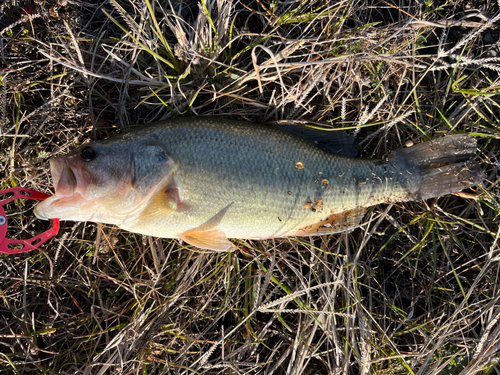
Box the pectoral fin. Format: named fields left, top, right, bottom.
left=179, top=203, right=234, bottom=252
left=293, top=207, right=365, bottom=236
left=138, top=189, right=177, bottom=220
left=138, top=177, right=189, bottom=221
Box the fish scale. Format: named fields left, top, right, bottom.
left=119, top=119, right=418, bottom=238
left=34, top=117, right=484, bottom=251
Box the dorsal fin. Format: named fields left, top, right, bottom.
left=277, top=124, right=357, bottom=157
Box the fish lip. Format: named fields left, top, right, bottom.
left=34, top=194, right=61, bottom=220
left=33, top=200, right=48, bottom=219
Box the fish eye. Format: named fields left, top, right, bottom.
left=81, top=146, right=96, bottom=161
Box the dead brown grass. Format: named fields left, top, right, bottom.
left=1, top=0, right=499, bottom=374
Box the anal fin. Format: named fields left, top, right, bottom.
left=179, top=203, right=234, bottom=252
left=293, top=207, right=365, bottom=236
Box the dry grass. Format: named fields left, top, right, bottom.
left=1, top=0, right=500, bottom=373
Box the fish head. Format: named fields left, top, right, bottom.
left=34, top=136, right=176, bottom=224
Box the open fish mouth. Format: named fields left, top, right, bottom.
left=50, top=157, right=77, bottom=197
left=33, top=157, right=79, bottom=220
left=34, top=157, right=90, bottom=220
left=49, top=156, right=90, bottom=198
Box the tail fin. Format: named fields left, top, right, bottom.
left=395, top=135, right=484, bottom=200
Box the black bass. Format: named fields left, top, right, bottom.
left=34, top=118, right=484, bottom=251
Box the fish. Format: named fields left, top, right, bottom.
left=34, top=117, right=484, bottom=251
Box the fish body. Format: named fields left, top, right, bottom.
left=34, top=117, right=484, bottom=251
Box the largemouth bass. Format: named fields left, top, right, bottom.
left=34, top=118, right=484, bottom=251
